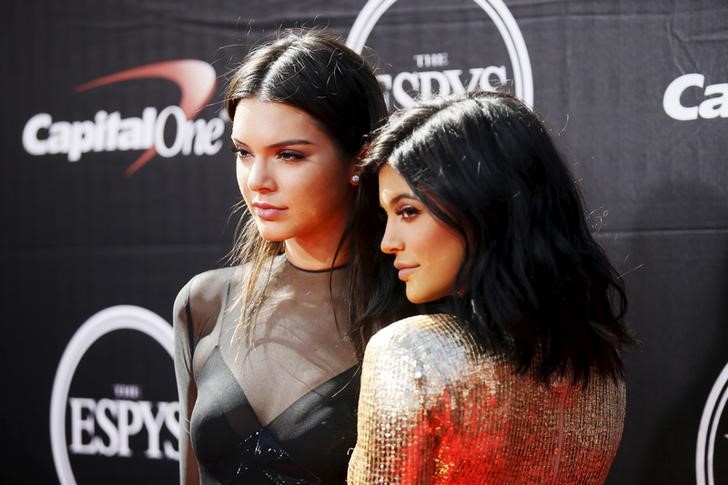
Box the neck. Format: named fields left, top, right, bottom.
left=285, top=234, right=349, bottom=271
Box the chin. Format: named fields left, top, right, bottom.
left=405, top=288, right=428, bottom=304
left=258, top=228, right=289, bottom=242
left=255, top=225, right=290, bottom=242
left=406, top=284, right=449, bottom=305
left=259, top=234, right=288, bottom=242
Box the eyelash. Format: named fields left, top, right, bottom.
left=230, top=146, right=305, bottom=162
left=395, top=205, right=421, bottom=220
left=278, top=150, right=305, bottom=161
left=230, top=146, right=250, bottom=159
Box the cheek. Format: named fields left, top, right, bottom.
left=436, top=250, right=463, bottom=286
left=297, top=168, right=350, bottom=212
left=418, top=225, right=465, bottom=297
left=443, top=252, right=465, bottom=294
left=235, top=163, right=251, bottom=201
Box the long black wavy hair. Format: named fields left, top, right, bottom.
left=224, top=29, right=412, bottom=356
left=360, top=91, right=632, bottom=384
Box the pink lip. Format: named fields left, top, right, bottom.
left=394, top=263, right=419, bottom=281
left=252, top=202, right=286, bottom=220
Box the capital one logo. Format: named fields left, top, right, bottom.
left=50, top=306, right=177, bottom=485
left=696, top=361, right=728, bottom=485
left=22, top=59, right=223, bottom=175
left=663, top=73, right=728, bottom=120
left=347, top=0, right=533, bottom=108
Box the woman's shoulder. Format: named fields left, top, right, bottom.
left=173, top=266, right=242, bottom=335
left=366, top=313, right=466, bottom=360
left=362, top=313, right=483, bottom=405
left=177, top=267, right=241, bottom=306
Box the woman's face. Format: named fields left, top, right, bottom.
left=378, top=165, right=465, bottom=304
left=232, top=99, right=354, bottom=249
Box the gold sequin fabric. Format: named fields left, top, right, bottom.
left=348, top=314, right=625, bottom=485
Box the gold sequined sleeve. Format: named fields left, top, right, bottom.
left=348, top=314, right=627, bottom=484
left=348, top=317, right=441, bottom=484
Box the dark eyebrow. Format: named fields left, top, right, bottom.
left=269, top=139, right=316, bottom=148
left=380, top=193, right=420, bottom=208
left=231, top=137, right=316, bottom=148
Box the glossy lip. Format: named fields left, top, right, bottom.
left=394, top=262, right=419, bottom=281
left=252, top=201, right=287, bottom=221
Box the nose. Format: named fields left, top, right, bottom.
left=246, top=158, right=275, bottom=193
left=380, top=219, right=403, bottom=254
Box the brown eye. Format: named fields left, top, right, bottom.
left=231, top=145, right=252, bottom=160
left=278, top=150, right=305, bottom=161
left=396, top=205, right=421, bottom=220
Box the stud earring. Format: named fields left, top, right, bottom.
left=351, top=174, right=361, bottom=185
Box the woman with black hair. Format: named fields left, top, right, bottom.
left=348, top=91, right=632, bottom=484
left=173, top=30, right=410, bottom=485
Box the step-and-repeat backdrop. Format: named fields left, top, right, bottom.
left=3, top=1, right=727, bottom=484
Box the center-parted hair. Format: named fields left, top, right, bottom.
left=225, top=31, right=386, bottom=158
left=224, top=30, right=411, bottom=355
left=361, top=91, right=632, bottom=384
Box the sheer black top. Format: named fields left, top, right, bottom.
left=173, top=256, right=360, bottom=484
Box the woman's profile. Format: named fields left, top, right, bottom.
left=348, top=91, right=632, bottom=484
left=173, top=30, right=408, bottom=485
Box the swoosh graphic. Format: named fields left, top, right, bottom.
left=75, top=59, right=217, bottom=175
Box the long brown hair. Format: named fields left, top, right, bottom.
left=224, top=30, right=406, bottom=355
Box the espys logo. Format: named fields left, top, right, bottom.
left=347, top=0, right=533, bottom=108
left=50, top=306, right=178, bottom=485
left=22, top=59, right=223, bottom=175
left=663, top=73, right=728, bottom=121
left=696, top=362, right=728, bottom=485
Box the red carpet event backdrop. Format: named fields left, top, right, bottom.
left=2, top=1, right=727, bottom=484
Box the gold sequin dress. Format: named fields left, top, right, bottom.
left=348, top=314, right=625, bottom=485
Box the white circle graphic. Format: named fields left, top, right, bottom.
left=49, top=305, right=174, bottom=485
left=697, top=362, right=728, bottom=485
left=346, top=0, right=534, bottom=107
